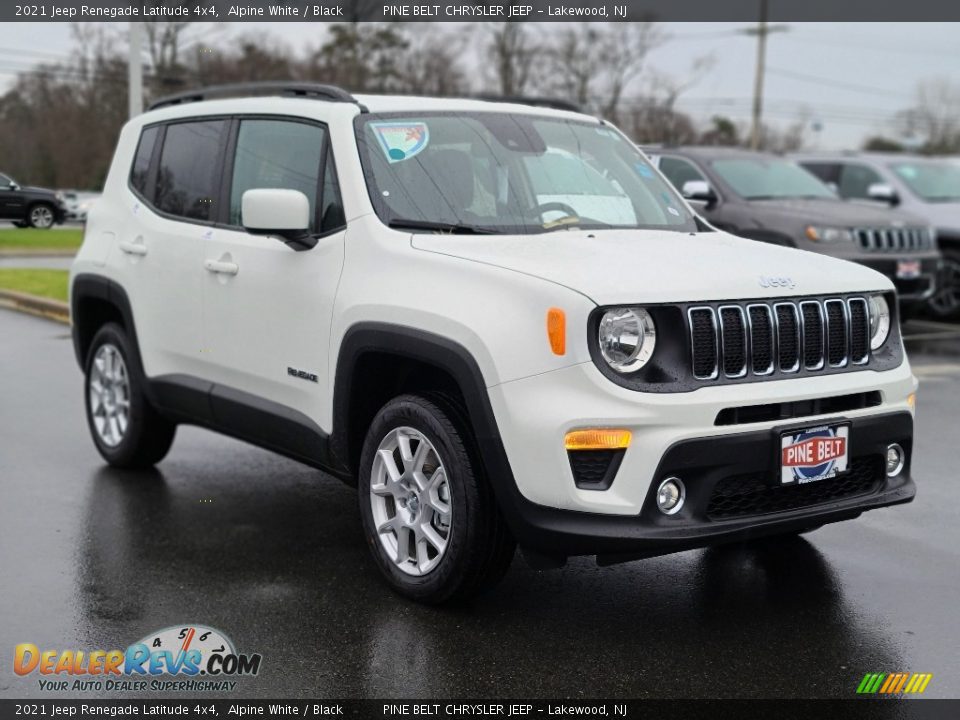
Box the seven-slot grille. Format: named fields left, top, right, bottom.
left=854, top=227, right=932, bottom=252
left=688, top=297, right=870, bottom=381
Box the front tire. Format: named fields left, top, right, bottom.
left=84, top=323, right=175, bottom=468
left=358, top=394, right=515, bottom=603
left=27, top=203, right=56, bottom=229
left=927, top=250, right=960, bottom=321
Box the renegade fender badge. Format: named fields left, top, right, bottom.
left=287, top=367, right=318, bottom=383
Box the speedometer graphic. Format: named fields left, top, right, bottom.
left=130, top=624, right=236, bottom=674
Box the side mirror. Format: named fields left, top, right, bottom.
left=681, top=180, right=717, bottom=209
left=7, top=181, right=18, bottom=190
left=241, top=188, right=315, bottom=250
left=867, top=182, right=899, bottom=206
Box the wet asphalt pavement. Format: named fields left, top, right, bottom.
left=1, top=308, right=959, bottom=700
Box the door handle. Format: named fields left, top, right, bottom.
left=118, top=240, right=147, bottom=256
left=204, top=259, right=239, bottom=276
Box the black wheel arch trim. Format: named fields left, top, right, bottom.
left=71, top=274, right=142, bottom=373
left=331, top=322, right=539, bottom=538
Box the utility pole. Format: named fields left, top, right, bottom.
left=742, top=0, right=788, bottom=150
left=128, top=21, right=143, bottom=119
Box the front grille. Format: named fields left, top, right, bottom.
left=689, top=296, right=871, bottom=382
left=854, top=227, right=932, bottom=252
left=706, top=455, right=884, bottom=519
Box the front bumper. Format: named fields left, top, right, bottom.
left=486, top=358, right=916, bottom=560
left=503, top=411, right=915, bottom=562
left=856, top=256, right=939, bottom=303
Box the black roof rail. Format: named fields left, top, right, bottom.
left=147, top=82, right=361, bottom=111
left=473, top=94, right=583, bottom=113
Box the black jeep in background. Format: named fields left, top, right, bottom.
left=0, top=171, right=65, bottom=229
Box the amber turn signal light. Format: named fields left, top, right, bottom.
left=564, top=429, right=632, bottom=451
left=547, top=307, right=566, bottom=356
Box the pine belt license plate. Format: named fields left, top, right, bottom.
left=897, top=260, right=922, bottom=279
left=780, top=423, right=850, bottom=485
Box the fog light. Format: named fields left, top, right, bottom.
left=886, top=444, right=905, bottom=477
left=656, top=477, right=685, bottom=515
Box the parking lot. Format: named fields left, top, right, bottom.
left=1, top=307, right=959, bottom=699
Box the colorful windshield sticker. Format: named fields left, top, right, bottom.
left=370, top=121, right=430, bottom=164
left=635, top=162, right=654, bottom=179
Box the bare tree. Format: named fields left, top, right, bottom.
left=545, top=23, right=663, bottom=122
left=144, top=21, right=192, bottom=90
left=398, top=29, right=468, bottom=96
left=623, top=54, right=714, bottom=144
left=895, top=78, right=960, bottom=154
left=485, top=21, right=541, bottom=96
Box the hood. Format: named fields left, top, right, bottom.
left=412, top=229, right=893, bottom=306
left=745, top=198, right=927, bottom=228
left=21, top=185, right=57, bottom=196
left=913, top=201, right=960, bottom=235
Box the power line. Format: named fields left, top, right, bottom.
left=766, top=66, right=914, bottom=100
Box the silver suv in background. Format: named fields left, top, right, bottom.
left=794, top=153, right=960, bottom=320
left=650, top=148, right=940, bottom=319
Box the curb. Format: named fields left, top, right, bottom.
left=0, top=288, right=70, bottom=325
left=0, top=249, right=77, bottom=258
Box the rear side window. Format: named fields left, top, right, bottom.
left=130, top=126, right=159, bottom=196
left=229, top=119, right=325, bottom=230
left=800, top=162, right=841, bottom=187
left=155, top=120, right=226, bottom=222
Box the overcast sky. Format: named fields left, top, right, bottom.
left=2, top=21, right=958, bottom=149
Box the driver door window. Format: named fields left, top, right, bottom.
left=658, top=156, right=707, bottom=191
left=838, top=163, right=883, bottom=200
left=229, top=119, right=326, bottom=230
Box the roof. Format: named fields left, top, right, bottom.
left=792, top=151, right=952, bottom=165
left=145, top=82, right=594, bottom=122
left=655, top=146, right=788, bottom=161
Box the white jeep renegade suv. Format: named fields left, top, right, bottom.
left=70, top=83, right=917, bottom=603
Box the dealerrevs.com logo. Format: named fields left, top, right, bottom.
left=14, top=624, right=262, bottom=692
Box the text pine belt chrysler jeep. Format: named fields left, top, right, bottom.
left=69, top=83, right=917, bottom=604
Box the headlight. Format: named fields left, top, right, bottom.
left=55, top=191, right=64, bottom=202
left=598, top=307, right=656, bottom=373
left=805, top=226, right=854, bottom=243
left=868, top=294, right=891, bottom=350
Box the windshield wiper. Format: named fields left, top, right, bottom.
left=388, top=218, right=498, bottom=235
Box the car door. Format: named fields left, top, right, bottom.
left=657, top=155, right=739, bottom=232
left=115, top=119, right=225, bottom=381
left=836, top=162, right=885, bottom=201
left=200, top=116, right=346, bottom=430
left=0, top=173, right=23, bottom=219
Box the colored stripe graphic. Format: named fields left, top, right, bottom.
left=857, top=672, right=932, bottom=694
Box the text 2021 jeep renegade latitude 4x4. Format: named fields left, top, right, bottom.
left=70, top=83, right=917, bottom=603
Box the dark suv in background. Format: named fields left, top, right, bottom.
left=0, top=171, right=66, bottom=228
left=648, top=148, right=940, bottom=317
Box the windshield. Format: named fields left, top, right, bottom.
left=889, top=161, right=960, bottom=202
left=355, top=112, right=696, bottom=234
left=711, top=158, right=835, bottom=200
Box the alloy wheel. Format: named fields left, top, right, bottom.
left=88, top=344, right=131, bottom=447
left=369, top=426, right=453, bottom=576
left=30, top=205, right=54, bottom=228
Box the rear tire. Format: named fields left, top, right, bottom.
left=358, top=394, right=515, bottom=604
left=84, top=323, right=176, bottom=468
